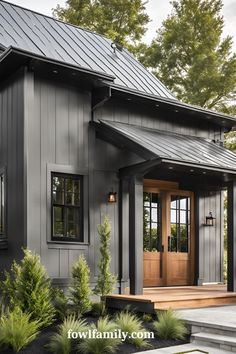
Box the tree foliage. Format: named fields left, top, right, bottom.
left=1, top=249, right=55, bottom=328
left=94, top=216, right=117, bottom=298
left=139, top=0, right=236, bottom=111
left=69, top=254, right=92, bottom=316
left=53, top=0, right=150, bottom=49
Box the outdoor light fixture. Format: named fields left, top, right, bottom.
left=205, top=212, right=216, bottom=226
left=108, top=192, right=117, bottom=203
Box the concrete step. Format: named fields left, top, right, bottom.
left=184, top=319, right=236, bottom=337
left=191, top=332, right=236, bottom=352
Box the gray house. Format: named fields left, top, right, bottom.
left=1, top=0, right=236, bottom=298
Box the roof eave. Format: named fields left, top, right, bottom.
left=0, top=46, right=115, bottom=84
left=109, top=84, right=236, bottom=130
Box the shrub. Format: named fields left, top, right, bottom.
left=115, top=311, right=151, bottom=349
left=90, top=302, right=107, bottom=317
left=47, top=315, right=89, bottom=354
left=153, top=309, right=188, bottom=340
left=1, top=249, right=55, bottom=328
left=142, top=313, right=153, bottom=323
left=52, top=288, right=69, bottom=321
left=0, top=307, right=40, bottom=352
left=94, top=216, right=117, bottom=314
left=77, top=317, right=121, bottom=354
left=69, top=255, right=92, bottom=316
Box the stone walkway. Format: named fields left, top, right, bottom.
left=137, top=343, right=233, bottom=353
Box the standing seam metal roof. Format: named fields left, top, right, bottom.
left=0, top=0, right=175, bottom=99
left=99, top=120, right=236, bottom=171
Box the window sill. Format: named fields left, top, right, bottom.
left=47, top=241, right=89, bottom=250
left=0, top=239, right=8, bottom=249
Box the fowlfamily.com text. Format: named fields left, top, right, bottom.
left=68, top=329, right=154, bottom=342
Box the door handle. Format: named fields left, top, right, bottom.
left=161, top=244, right=164, bottom=252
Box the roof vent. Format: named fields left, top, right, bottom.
left=111, top=42, right=123, bottom=54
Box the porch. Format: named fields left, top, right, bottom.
left=106, top=285, right=236, bottom=312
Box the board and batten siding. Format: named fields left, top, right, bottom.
left=94, top=99, right=224, bottom=141
left=197, top=191, right=224, bottom=284
left=25, top=73, right=141, bottom=288
left=0, top=69, right=25, bottom=273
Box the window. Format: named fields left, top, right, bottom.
left=0, top=171, right=6, bottom=243
left=169, top=195, right=190, bottom=253
left=51, top=173, right=83, bottom=242
left=143, top=192, right=162, bottom=251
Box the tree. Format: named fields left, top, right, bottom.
left=1, top=249, right=55, bottom=328
left=53, top=0, right=150, bottom=50
left=94, top=216, right=116, bottom=314
left=69, top=254, right=92, bottom=316
left=139, top=0, right=236, bottom=111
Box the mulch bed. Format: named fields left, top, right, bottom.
left=1, top=314, right=190, bottom=354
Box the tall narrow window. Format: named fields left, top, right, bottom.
left=51, top=173, right=83, bottom=242
left=0, top=172, right=5, bottom=240
left=143, top=192, right=161, bottom=251
left=169, top=195, right=190, bottom=253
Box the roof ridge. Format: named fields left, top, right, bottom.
left=0, top=0, right=114, bottom=43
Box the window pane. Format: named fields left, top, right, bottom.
left=171, top=196, right=177, bottom=209
left=151, top=208, right=158, bottom=222
left=144, top=207, right=150, bottom=221
left=180, top=197, right=187, bottom=210
left=180, top=210, right=187, bottom=224
left=151, top=193, right=158, bottom=207
left=53, top=191, right=64, bottom=204
left=53, top=206, right=64, bottom=237
left=66, top=178, right=80, bottom=193
left=143, top=192, right=151, bottom=206
left=66, top=208, right=80, bottom=238
left=53, top=176, right=64, bottom=191
left=180, top=225, right=188, bottom=252
left=66, top=192, right=80, bottom=206
left=169, top=224, right=177, bottom=252
left=171, top=209, right=176, bottom=223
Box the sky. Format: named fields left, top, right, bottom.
left=5, top=0, right=236, bottom=50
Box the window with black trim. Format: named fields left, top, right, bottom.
left=0, top=171, right=6, bottom=243
left=51, top=173, right=83, bottom=242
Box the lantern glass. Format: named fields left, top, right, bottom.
left=205, top=212, right=215, bottom=226
left=108, top=192, right=117, bottom=203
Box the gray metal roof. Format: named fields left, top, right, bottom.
left=100, top=120, right=236, bottom=172
left=0, top=0, right=175, bottom=99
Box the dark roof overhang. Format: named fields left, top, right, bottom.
left=0, top=46, right=115, bottom=89
left=93, top=120, right=236, bottom=185
left=109, top=84, right=236, bottom=131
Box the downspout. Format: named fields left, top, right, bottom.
left=91, top=85, right=112, bottom=121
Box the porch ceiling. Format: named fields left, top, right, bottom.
left=95, top=120, right=236, bottom=176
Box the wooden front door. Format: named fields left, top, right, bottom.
left=143, top=181, right=194, bottom=287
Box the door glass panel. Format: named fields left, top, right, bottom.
left=169, top=195, right=190, bottom=253
left=143, top=192, right=161, bottom=252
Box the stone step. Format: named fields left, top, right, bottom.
left=191, top=332, right=236, bottom=352
left=183, top=319, right=236, bottom=337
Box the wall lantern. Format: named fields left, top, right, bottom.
left=108, top=191, right=117, bottom=203
left=205, top=212, right=216, bottom=226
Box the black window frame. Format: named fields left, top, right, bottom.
left=51, top=172, right=83, bottom=242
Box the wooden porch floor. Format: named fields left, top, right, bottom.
left=106, top=285, right=236, bottom=312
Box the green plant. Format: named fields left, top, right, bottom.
left=77, top=316, right=121, bottom=354
left=90, top=302, right=107, bottom=317
left=47, top=315, right=89, bottom=354
left=0, top=307, right=40, bottom=352
left=1, top=249, right=55, bottom=328
left=115, top=311, right=151, bottom=349
left=94, top=216, right=117, bottom=314
left=52, top=288, right=69, bottom=321
left=153, top=309, right=188, bottom=340
left=142, top=313, right=153, bottom=323
left=70, top=255, right=92, bottom=316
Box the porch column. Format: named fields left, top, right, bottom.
left=129, top=175, right=143, bottom=295
left=227, top=181, right=236, bottom=292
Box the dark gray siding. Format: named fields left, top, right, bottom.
left=0, top=70, right=25, bottom=272
left=94, top=99, right=223, bottom=141
left=198, top=191, right=224, bottom=284
left=25, top=73, right=141, bottom=288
